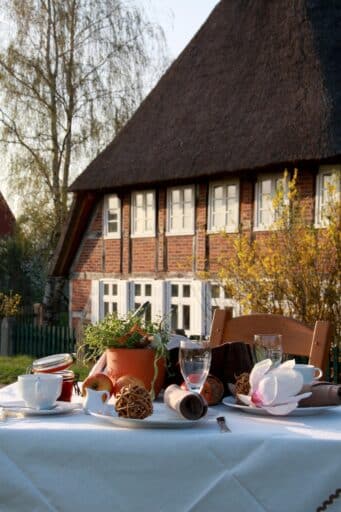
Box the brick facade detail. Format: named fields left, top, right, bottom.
left=166, top=235, right=194, bottom=273
left=74, top=239, right=104, bottom=273
left=69, top=168, right=323, bottom=318
left=131, top=237, right=157, bottom=273
left=71, top=280, right=91, bottom=312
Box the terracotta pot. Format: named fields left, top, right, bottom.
left=105, top=348, right=166, bottom=399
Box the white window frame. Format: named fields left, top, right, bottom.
left=95, top=278, right=213, bottom=337
left=103, top=194, right=121, bottom=239
left=131, top=190, right=156, bottom=238
left=208, top=180, right=239, bottom=233
left=315, top=165, right=341, bottom=227
left=165, top=280, right=204, bottom=336
left=98, top=280, right=130, bottom=320
left=166, top=185, right=195, bottom=236
left=208, top=282, right=240, bottom=320
left=254, top=174, right=288, bottom=231
left=130, top=280, right=154, bottom=323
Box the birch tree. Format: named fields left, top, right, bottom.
left=0, top=0, right=166, bottom=248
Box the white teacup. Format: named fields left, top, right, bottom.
left=294, top=364, right=323, bottom=385
left=18, top=374, right=63, bottom=410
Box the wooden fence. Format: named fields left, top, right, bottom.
left=13, top=323, right=76, bottom=358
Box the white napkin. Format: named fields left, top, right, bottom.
left=238, top=359, right=312, bottom=415
left=88, top=352, right=107, bottom=376
left=164, top=385, right=208, bottom=420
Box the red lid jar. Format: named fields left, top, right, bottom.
left=53, top=370, right=75, bottom=402
left=32, top=353, right=74, bottom=373
left=32, top=354, right=75, bottom=402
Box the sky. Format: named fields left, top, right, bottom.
left=0, top=0, right=220, bottom=214
left=145, top=0, right=219, bottom=58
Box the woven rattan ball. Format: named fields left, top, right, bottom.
left=115, top=384, right=153, bottom=419
left=234, top=372, right=250, bottom=398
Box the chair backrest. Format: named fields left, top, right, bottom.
left=210, top=309, right=333, bottom=373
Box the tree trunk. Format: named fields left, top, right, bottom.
left=42, top=275, right=66, bottom=325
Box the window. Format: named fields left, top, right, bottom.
left=101, top=281, right=119, bottom=317
left=315, top=166, right=341, bottom=227
left=209, top=283, right=239, bottom=319
left=131, top=191, right=155, bottom=237
left=169, top=282, right=192, bottom=332
left=96, top=279, right=209, bottom=337
left=208, top=181, right=239, bottom=232
left=132, top=281, right=153, bottom=322
left=254, top=174, right=287, bottom=230
left=167, top=186, right=195, bottom=235
left=103, top=195, right=121, bottom=238
left=211, top=284, right=227, bottom=315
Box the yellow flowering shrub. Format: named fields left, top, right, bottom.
left=0, top=292, right=21, bottom=318
left=217, top=169, right=341, bottom=345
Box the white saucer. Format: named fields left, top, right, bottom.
left=89, top=402, right=206, bottom=429
left=222, top=396, right=339, bottom=417
left=0, top=401, right=81, bottom=416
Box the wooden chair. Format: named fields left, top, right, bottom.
left=210, top=309, right=333, bottom=375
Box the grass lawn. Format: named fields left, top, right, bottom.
left=0, top=355, right=90, bottom=386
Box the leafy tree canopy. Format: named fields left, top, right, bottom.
left=0, top=0, right=167, bottom=250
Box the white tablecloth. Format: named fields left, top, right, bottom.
left=0, top=383, right=340, bottom=512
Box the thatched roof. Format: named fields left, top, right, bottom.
left=70, top=0, right=341, bottom=193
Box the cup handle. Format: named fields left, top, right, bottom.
left=314, top=368, right=323, bottom=379
left=35, top=376, right=42, bottom=397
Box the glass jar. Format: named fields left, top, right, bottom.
left=54, top=370, right=75, bottom=402
left=31, top=353, right=74, bottom=373
left=31, top=353, right=76, bottom=402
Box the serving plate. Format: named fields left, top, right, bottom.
left=89, top=402, right=205, bottom=429
left=0, top=401, right=80, bottom=416
left=222, top=396, right=339, bottom=417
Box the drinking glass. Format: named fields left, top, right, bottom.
left=254, top=334, right=283, bottom=367
left=179, top=339, right=211, bottom=393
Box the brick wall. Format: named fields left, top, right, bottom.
left=69, top=167, right=323, bottom=316
left=167, top=235, right=194, bottom=272
left=208, top=233, right=236, bottom=272
left=296, top=167, right=315, bottom=222
left=74, top=238, right=103, bottom=273
left=195, top=184, right=207, bottom=271
left=122, top=193, right=131, bottom=274
left=240, top=179, right=253, bottom=231
left=89, top=202, right=103, bottom=232
left=71, top=279, right=91, bottom=312
left=104, top=239, right=121, bottom=273
left=131, top=237, right=157, bottom=273
left=157, top=189, right=166, bottom=272
left=72, top=200, right=121, bottom=274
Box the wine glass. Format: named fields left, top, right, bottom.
left=179, top=339, right=211, bottom=393
left=254, top=334, right=283, bottom=367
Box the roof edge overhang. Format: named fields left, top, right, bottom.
left=49, top=192, right=98, bottom=277
left=68, top=154, right=341, bottom=195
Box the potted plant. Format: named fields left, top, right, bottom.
left=80, top=312, right=170, bottom=399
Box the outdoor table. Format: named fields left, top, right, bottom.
left=0, top=383, right=340, bottom=512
